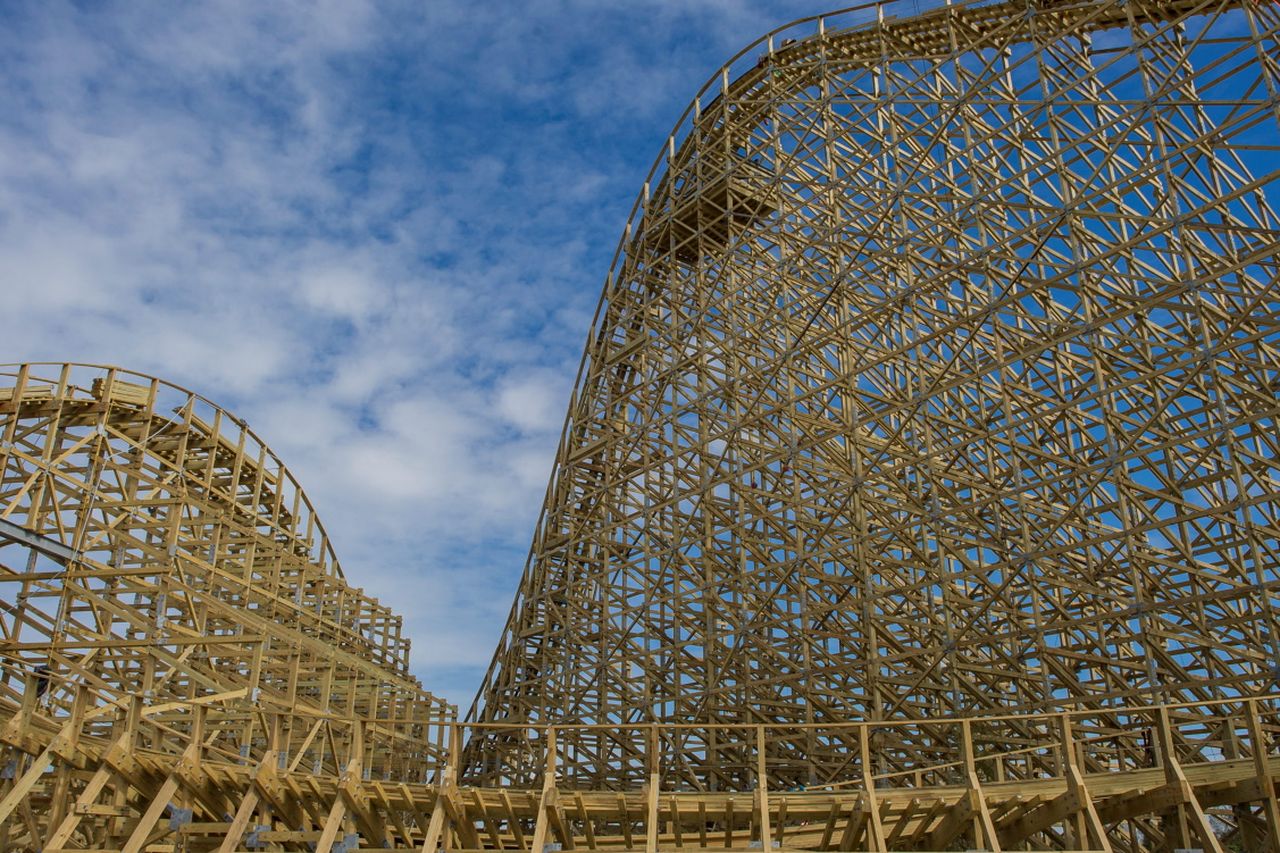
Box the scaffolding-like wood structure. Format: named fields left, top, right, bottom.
left=0, top=363, right=453, bottom=849
left=469, top=0, right=1280, bottom=793
left=4, top=677, right=1280, bottom=852
left=2, top=0, right=1280, bottom=847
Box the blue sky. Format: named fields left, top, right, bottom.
left=0, top=0, right=845, bottom=707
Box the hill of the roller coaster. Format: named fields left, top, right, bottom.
left=1, top=0, right=1280, bottom=849
left=463, top=0, right=1280, bottom=790
left=0, top=363, right=452, bottom=733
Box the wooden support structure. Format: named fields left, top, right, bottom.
left=464, top=0, right=1280, bottom=803
left=3, top=0, right=1280, bottom=843
left=2, top=690, right=1280, bottom=851
left=0, top=362, right=455, bottom=850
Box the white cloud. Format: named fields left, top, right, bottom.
left=496, top=368, right=571, bottom=433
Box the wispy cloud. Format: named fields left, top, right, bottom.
left=0, top=0, right=835, bottom=705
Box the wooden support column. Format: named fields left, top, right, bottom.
left=121, top=776, right=184, bottom=853
left=756, top=725, right=772, bottom=851
left=338, top=722, right=390, bottom=845
left=0, top=679, right=94, bottom=825
left=420, top=794, right=450, bottom=853
left=961, top=720, right=1001, bottom=853
left=999, top=717, right=1116, bottom=852
left=441, top=725, right=483, bottom=850
left=836, top=794, right=869, bottom=851
left=44, top=697, right=144, bottom=851
left=1155, top=706, right=1226, bottom=853
left=314, top=790, right=350, bottom=853
left=860, top=724, right=886, bottom=852
left=530, top=728, right=560, bottom=853
left=217, top=758, right=273, bottom=853
left=317, top=723, right=371, bottom=853
left=217, top=712, right=284, bottom=853
left=42, top=683, right=89, bottom=847
left=1059, top=714, right=1112, bottom=853
left=121, top=706, right=208, bottom=853
left=645, top=725, right=660, bottom=853
left=422, top=723, right=462, bottom=853
left=1247, top=700, right=1280, bottom=853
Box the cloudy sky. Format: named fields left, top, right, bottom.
left=0, top=0, right=855, bottom=707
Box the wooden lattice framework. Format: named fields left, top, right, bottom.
left=0, top=362, right=453, bottom=848
left=2, top=0, right=1280, bottom=847
left=466, top=0, right=1280, bottom=792
left=5, top=686, right=1280, bottom=852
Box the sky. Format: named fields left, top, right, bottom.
left=0, top=0, right=851, bottom=708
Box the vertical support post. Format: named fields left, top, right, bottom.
left=315, top=793, right=349, bottom=853
left=1155, top=706, right=1225, bottom=853
left=961, top=719, right=1000, bottom=852
left=319, top=721, right=365, bottom=853
left=1059, top=713, right=1111, bottom=853
left=123, top=705, right=210, bottom=853
left=47, top=694, right=142, bottom=852
left=1061, top=715, right=1088, bottom=848
left=419, top=722, right=458, bottom=853
left=530, top=728, right=558, bottom=853
left=43, top=682, right=89, bottom=844
left=757, top=725, right=772, bottom=850
left=0, top=679, right=93, bottom=827
left=449, top=724, right=462, bottom=785
left=646, top=725, right=660, bottom=853
left=860, top=724, right=886, bottom=851
left=1247, top=700, right=1280, bottom=853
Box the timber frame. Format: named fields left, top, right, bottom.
left=0, top=362, right=454, bottom=850
left=3, top=677, right=1280, bottom=852
left=4, top=0, right=1280, bottom=845
left=469, top=0, right=1280, bottom=792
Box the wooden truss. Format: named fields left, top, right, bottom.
left=3, top=682, right=1280, bottom=852
left=0, top=362, right=454, bottom=848
left=4, top=0, right=1280, bottom=846
left=468, top=0, right=1280, bottom=792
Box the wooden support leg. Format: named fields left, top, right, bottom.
left=863, top=788, right=887, bottom=852
left=1235, top=803, right=1271, bottom=853
left=1248, top=700, right=1280, bottom=853
left=645, top=773, right=660, bottom=853
left=960, top=720, right=1000, bottom=852
left=531, top=731, right=560, bottom=853
left=530, top=782, right=556, bottom=853
left=315, top=794, right=349, bottom=853
left=970, top=782, right=1002, bottom=853
left=217, top=790, right=262, bottom=853
left=121, top=775, right=182, bottom=853
left=859, top=726, right=886, bottom=852
left=421, top=795, right=450, bottom=853
left=43, top=756, right=118, bottom=850
left=0, top=733, right=66, bottom=822
left=645, top=726, right=660, bottom=853
left=757, top=726, right=772, bottom=851
left=1060, top=715, right=1112, bottom=853
left=836, top=794, right=868, bottom=852
left=1156, top=707, right=1226, bottom=853
left=1065, top=764, right=1112, bottom=853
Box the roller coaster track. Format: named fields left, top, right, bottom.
left=3, top=0, right=1280, bottom=845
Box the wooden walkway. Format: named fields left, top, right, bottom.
left=3, top=685, right=1280, bottom=852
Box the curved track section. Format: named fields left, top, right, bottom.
left=2, top=0, right=1280, bottom=847
left=0, top=362, right=453, bottom=849
left=469, top=0, right=1280, bottom=791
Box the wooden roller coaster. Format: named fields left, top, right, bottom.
left=4, top=672, right=1280, bottom=853
left=3, top=0, right=1280, bottom=847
